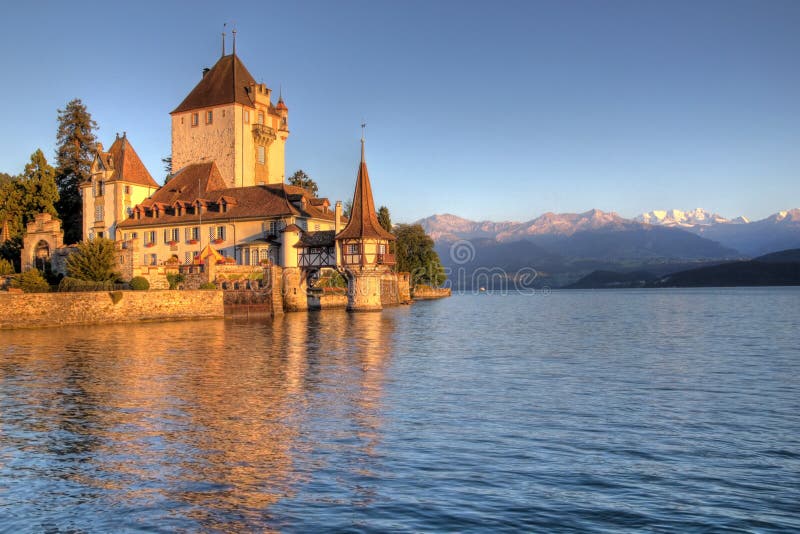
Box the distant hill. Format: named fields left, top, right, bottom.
left=653, top=260, right=800, bottom=287
left=565, top=270, right=657, bottom=289
left=565, top=249, right=800, bottom=289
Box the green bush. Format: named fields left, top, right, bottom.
left=166, top=272, right=186, bottom=290
left=0, top=258, right=14, bottom=275
left=58, top=277, right=117, bottom=292
left=66, top=238, right=120, bottom=282
left=130, top=276, right=150, bottom=291
left=199, top=282, right=217, bottom=290
left=12, top=269, right=50, bottom=293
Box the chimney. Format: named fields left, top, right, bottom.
left=334, top=201, right=342, bottom=235
left=202, top=67, right=210, bottom=78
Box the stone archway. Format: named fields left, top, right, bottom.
left=34, top=240, right=50, bottom=271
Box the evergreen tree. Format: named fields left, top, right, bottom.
left=55, top=98, right=97, bottom=244
left=343, top=199, right=353, bottom=218
left=65, top=238, right=119, bottom=282
left=288, top=169, right=319, bottom=197
left=377, top=205, right=392, bottom=233
left=20, top=149, right=59, bottom=223
left=393, top=224, right=446, bottom=287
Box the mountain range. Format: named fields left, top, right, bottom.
left=415, top=208, right=800, bottom=287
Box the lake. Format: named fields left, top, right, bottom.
left=1, top=288, right=799, bottom=532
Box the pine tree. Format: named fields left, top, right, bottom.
left=377, top=205, right=392, bottom=233
left=20, top=149, right=59, bottom=224
left=288, top=169, right=319, bottom=197
left=55, top=99, right=97, bottom=244
left=65, top=238, right=119, bottom=282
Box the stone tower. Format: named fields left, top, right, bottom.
left=335, top=140, right=396, bottom=311
left=170, top=48, right=289, bottom=189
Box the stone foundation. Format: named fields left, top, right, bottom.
left=0, top=290, right=224, bottom=330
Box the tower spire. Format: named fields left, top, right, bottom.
left=232, top=28, right=237, bottom=56
left=361, top=122, right=366, bottom=162
left=221, top=23, right=226, bottom=57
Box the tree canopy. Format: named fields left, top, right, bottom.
left=55, top=98, right=97, bottom=244
left=393, top=223, right=446, bottom=287
left=288, top=169, right=319, bottom=197
left=0, top=150, right=59, bottom=270
left=377, top=206, right=392, bottom=233
left=65, top=238, right=119, bottom=282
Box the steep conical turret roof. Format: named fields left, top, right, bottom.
left=336, top=141, right=395, bottom=241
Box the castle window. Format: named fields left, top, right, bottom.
left=257, top=146, right=265, bottom=164
left=257, top=111, right=264, bottom=124
left=95, top=181, right=104, bottom=197
left=191, top=113, right=199, bottom=127
left=124, top=185, right=131, bottom=195
left=95, top=205, right=104, bottom=222
left=221, top=110, right=226, bottom=117
left=348, top=244, right=359, bottom=255
left=215, top=226, right=226, bottom=241
left=244, top=110, right=250, bottom=123
left=144, top=230, right=156, bottom=245
left=206, top=110, right=213, bottom=124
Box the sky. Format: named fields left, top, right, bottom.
left=0, top=0, right=798, bottom=223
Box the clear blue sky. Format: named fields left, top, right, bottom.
left=0, top=0, right=798, bottom=222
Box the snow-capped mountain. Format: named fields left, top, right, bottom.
left=635, top=208, right=747, bottom=227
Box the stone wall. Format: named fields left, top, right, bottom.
left=0, top=290, right=224, bottom=330
left=413, top=286, right=452, bottom=300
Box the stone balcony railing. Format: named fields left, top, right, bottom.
left=252, top=124, right=276, bottom=144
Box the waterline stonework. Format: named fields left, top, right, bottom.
left=0, top=290, right=223, bottom=330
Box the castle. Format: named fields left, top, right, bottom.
left=78, top=44, right=404, bottom=311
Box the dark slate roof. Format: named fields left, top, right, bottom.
left=172, top=54, right=257, bottom=114
left=336, top=143, right=395, bottom=241
left=297, top=230, right=335, bottom=248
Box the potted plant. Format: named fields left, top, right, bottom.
left=187, top=239, right=198, bottom=245
left=212, top=238, right=224, bottom=245
left=145, top=242, right=155, bottom=248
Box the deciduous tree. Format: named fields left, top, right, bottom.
left=393, top=224, right=446, bottom=287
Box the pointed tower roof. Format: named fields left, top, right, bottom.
left=172, top=54, right=257, bottom=114
left=106, top=134, right=159, bottom=188
left=336, top=141, right=395, bottom=241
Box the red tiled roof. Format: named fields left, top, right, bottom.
left=172, top=54, right=258, bottom=114
left=118, top=167, right=339, bottom=229
left=102, top=135, right=159, bottom=188
left=336, top=143, right=395, bottom=241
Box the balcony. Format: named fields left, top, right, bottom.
left=252, top=124, right=276, bottom=144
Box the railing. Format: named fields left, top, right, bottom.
left=252, top=124, right=276, bottom=143
left=377, top=253, right=395, bottom=265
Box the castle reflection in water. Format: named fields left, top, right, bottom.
left=0, top=310, right=402, bottom=530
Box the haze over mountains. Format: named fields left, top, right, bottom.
left=415, top=208, right=800, bottom=287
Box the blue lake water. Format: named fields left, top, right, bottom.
left=1, top=288, right=799, bottom=532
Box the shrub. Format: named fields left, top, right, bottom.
left=199, top=282, right=217, bottom=290
left=109, top=291, right=123, bottom=304
left=66, top=238, right=120, bottom=282
left=58, top=277, right=117, bottom=292
left=0, top=258, right=14, bottom=275
left=130, top=276, right=150, bottom=291
left=166, top=272, right=185, bottom=290
left=12, top=269, right=50, bottom=293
